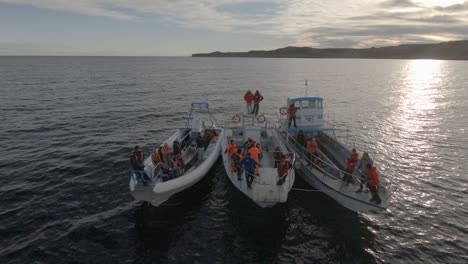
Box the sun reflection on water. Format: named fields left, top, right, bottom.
left=384, top=60, right=447, bottom=182
left=398, top=60, right=445, bottom=132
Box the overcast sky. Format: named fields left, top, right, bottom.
left=1, top=0, right=467, bottom=55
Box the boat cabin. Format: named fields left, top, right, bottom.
left=288, top=97, right=324, bottom=128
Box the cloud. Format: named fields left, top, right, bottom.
left=1, top=0, right=468, bottom=49
left=378, top=0, right=419, bottom=8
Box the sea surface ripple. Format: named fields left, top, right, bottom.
left=0, top=57, right=467, bottom=263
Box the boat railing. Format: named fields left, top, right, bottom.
left=316, top=131, right=396, bottom=194
left=224, top=113, right=271, bottom=129
left=276, top=122, right=394, bottom=194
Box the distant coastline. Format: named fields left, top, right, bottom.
left=192, top=40, right=468, bottom=60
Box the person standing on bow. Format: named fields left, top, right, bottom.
left=277, top=154, right=291, bottom=185
left=244, top=90, right=254, bottom=115
left=356, top=152, right=373, bottom=193
left=343, top=148, right=359, bottom=184
left=366, top=164, right=381, bottom=204
left=252, top=90, right=264, bottom=116
left=288, top=103, right=298, bottom=128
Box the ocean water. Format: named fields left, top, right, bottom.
left=0, top=56, right=467, bottom=263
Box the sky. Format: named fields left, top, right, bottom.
left=1, top=0, right=468, bottom=55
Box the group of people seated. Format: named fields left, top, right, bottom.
left=146, top=129, right=219, bottom=182
left=150, top=142, right=185, bottom=182
left=226, top=137, right=292, bottom=188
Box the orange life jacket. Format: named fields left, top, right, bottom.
left=367, top=166, right=380, bottom=186
left=162, top=145, right=172, bottom=158
left=227, top=143, right=237, bottom=157
left=307, top=140, right=317, bottom=153
left=278, top=159, right=290, bottom=176
left=248, top=147, right=260, bottom=162
left=346, top=158, right=356, bottom=171
left=350, top=151, right=359, bottom=163
left=244, top=92, right=254, bottom=103
left=152, top=149, right=162, bottom=164
left=288, top=105, right=297, bottom=118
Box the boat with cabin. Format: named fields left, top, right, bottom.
left=276, top=96, right=395, bottom=212
left=129, top=101, right=223, bottom=207
left=221, top=113, right=295, bottom=208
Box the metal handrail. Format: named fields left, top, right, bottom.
left=278, top=124, right=394, bottom=194
left=316, top=130, right=395, bottom=191
left=277, top=123, right=377, bottom=185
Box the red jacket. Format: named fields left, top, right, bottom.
left=288, top=105, right=297, bottom=118
left=253, top=93, right=264, bottom=104
left=244, top=92, right=254, bottom=103
left=367, top=166, right=380, bottom=186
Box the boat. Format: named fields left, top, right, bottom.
left=221, top=113, right=296, bottom=207
left=129, top=101, right=223, bottom=207
left=276, top=96, right=395, bottom=212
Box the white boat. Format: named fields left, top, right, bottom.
left=129, top=101, right=223, bottom=207
left=277, top=96, right=395, bottom=212
left=222, top=114, right=295, bottom=208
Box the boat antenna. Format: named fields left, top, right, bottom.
left=305, top=79, right=308, bottom=97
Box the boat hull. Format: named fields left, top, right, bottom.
left=130, top=129, right=224, bottom=207
left=221, top=126, right=295, bottom=208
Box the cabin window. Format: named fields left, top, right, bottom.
left=300, top=100, right=319, bottom=109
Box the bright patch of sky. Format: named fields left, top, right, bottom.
left=0, top=0, right=467, bottom=55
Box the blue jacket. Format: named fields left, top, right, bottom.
left=239, top=157, right=260, bottom=173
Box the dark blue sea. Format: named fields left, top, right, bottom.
left=0, top=56, right=467, bottom=263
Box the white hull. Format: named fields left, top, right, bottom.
left=222, top=124, right=295, bottom=208
left=296, top=160, right=387, bottom=212
left=130, top=129, right=224, bottom=207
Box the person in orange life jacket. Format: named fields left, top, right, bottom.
left=225, top=139, right=238, bottom=157
left=239, top=153, right=261, bottom=188
left=306, top=136, right=318, bottom=163
left=366, top=164, right=381, bottom=204
left=248, top=143, right=261, bottom=175
left=244, top=90, right=254, bottom=114
left=152, top=147, right=163, bottom=165
left=356, top=152, right=373, bottom=193
left=273, top=147, right=281, bottom=168
left=277, top=154, right=291, bottom=185
left=161, top=143, right=172, bottom=164
left=252, top=90, right=264, bottom=116
left=225, top=140, right=238, bottom=172
left=173, top=140, right=181, bottom=156
left=343, top=148, right=359, bottom=184
left=207, top=130, right=217, bottom=143
left=130, top=146, right=150, bottom=184
left=288, top=103, right=298, bottom=128
left=232, top=148, right=244, bottom=180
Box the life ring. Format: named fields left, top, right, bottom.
left=257, top=115, right=266, bottom=123
left=232, top=114, right=241, bottom=123
left=280, top=107, right=288, bottom=115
